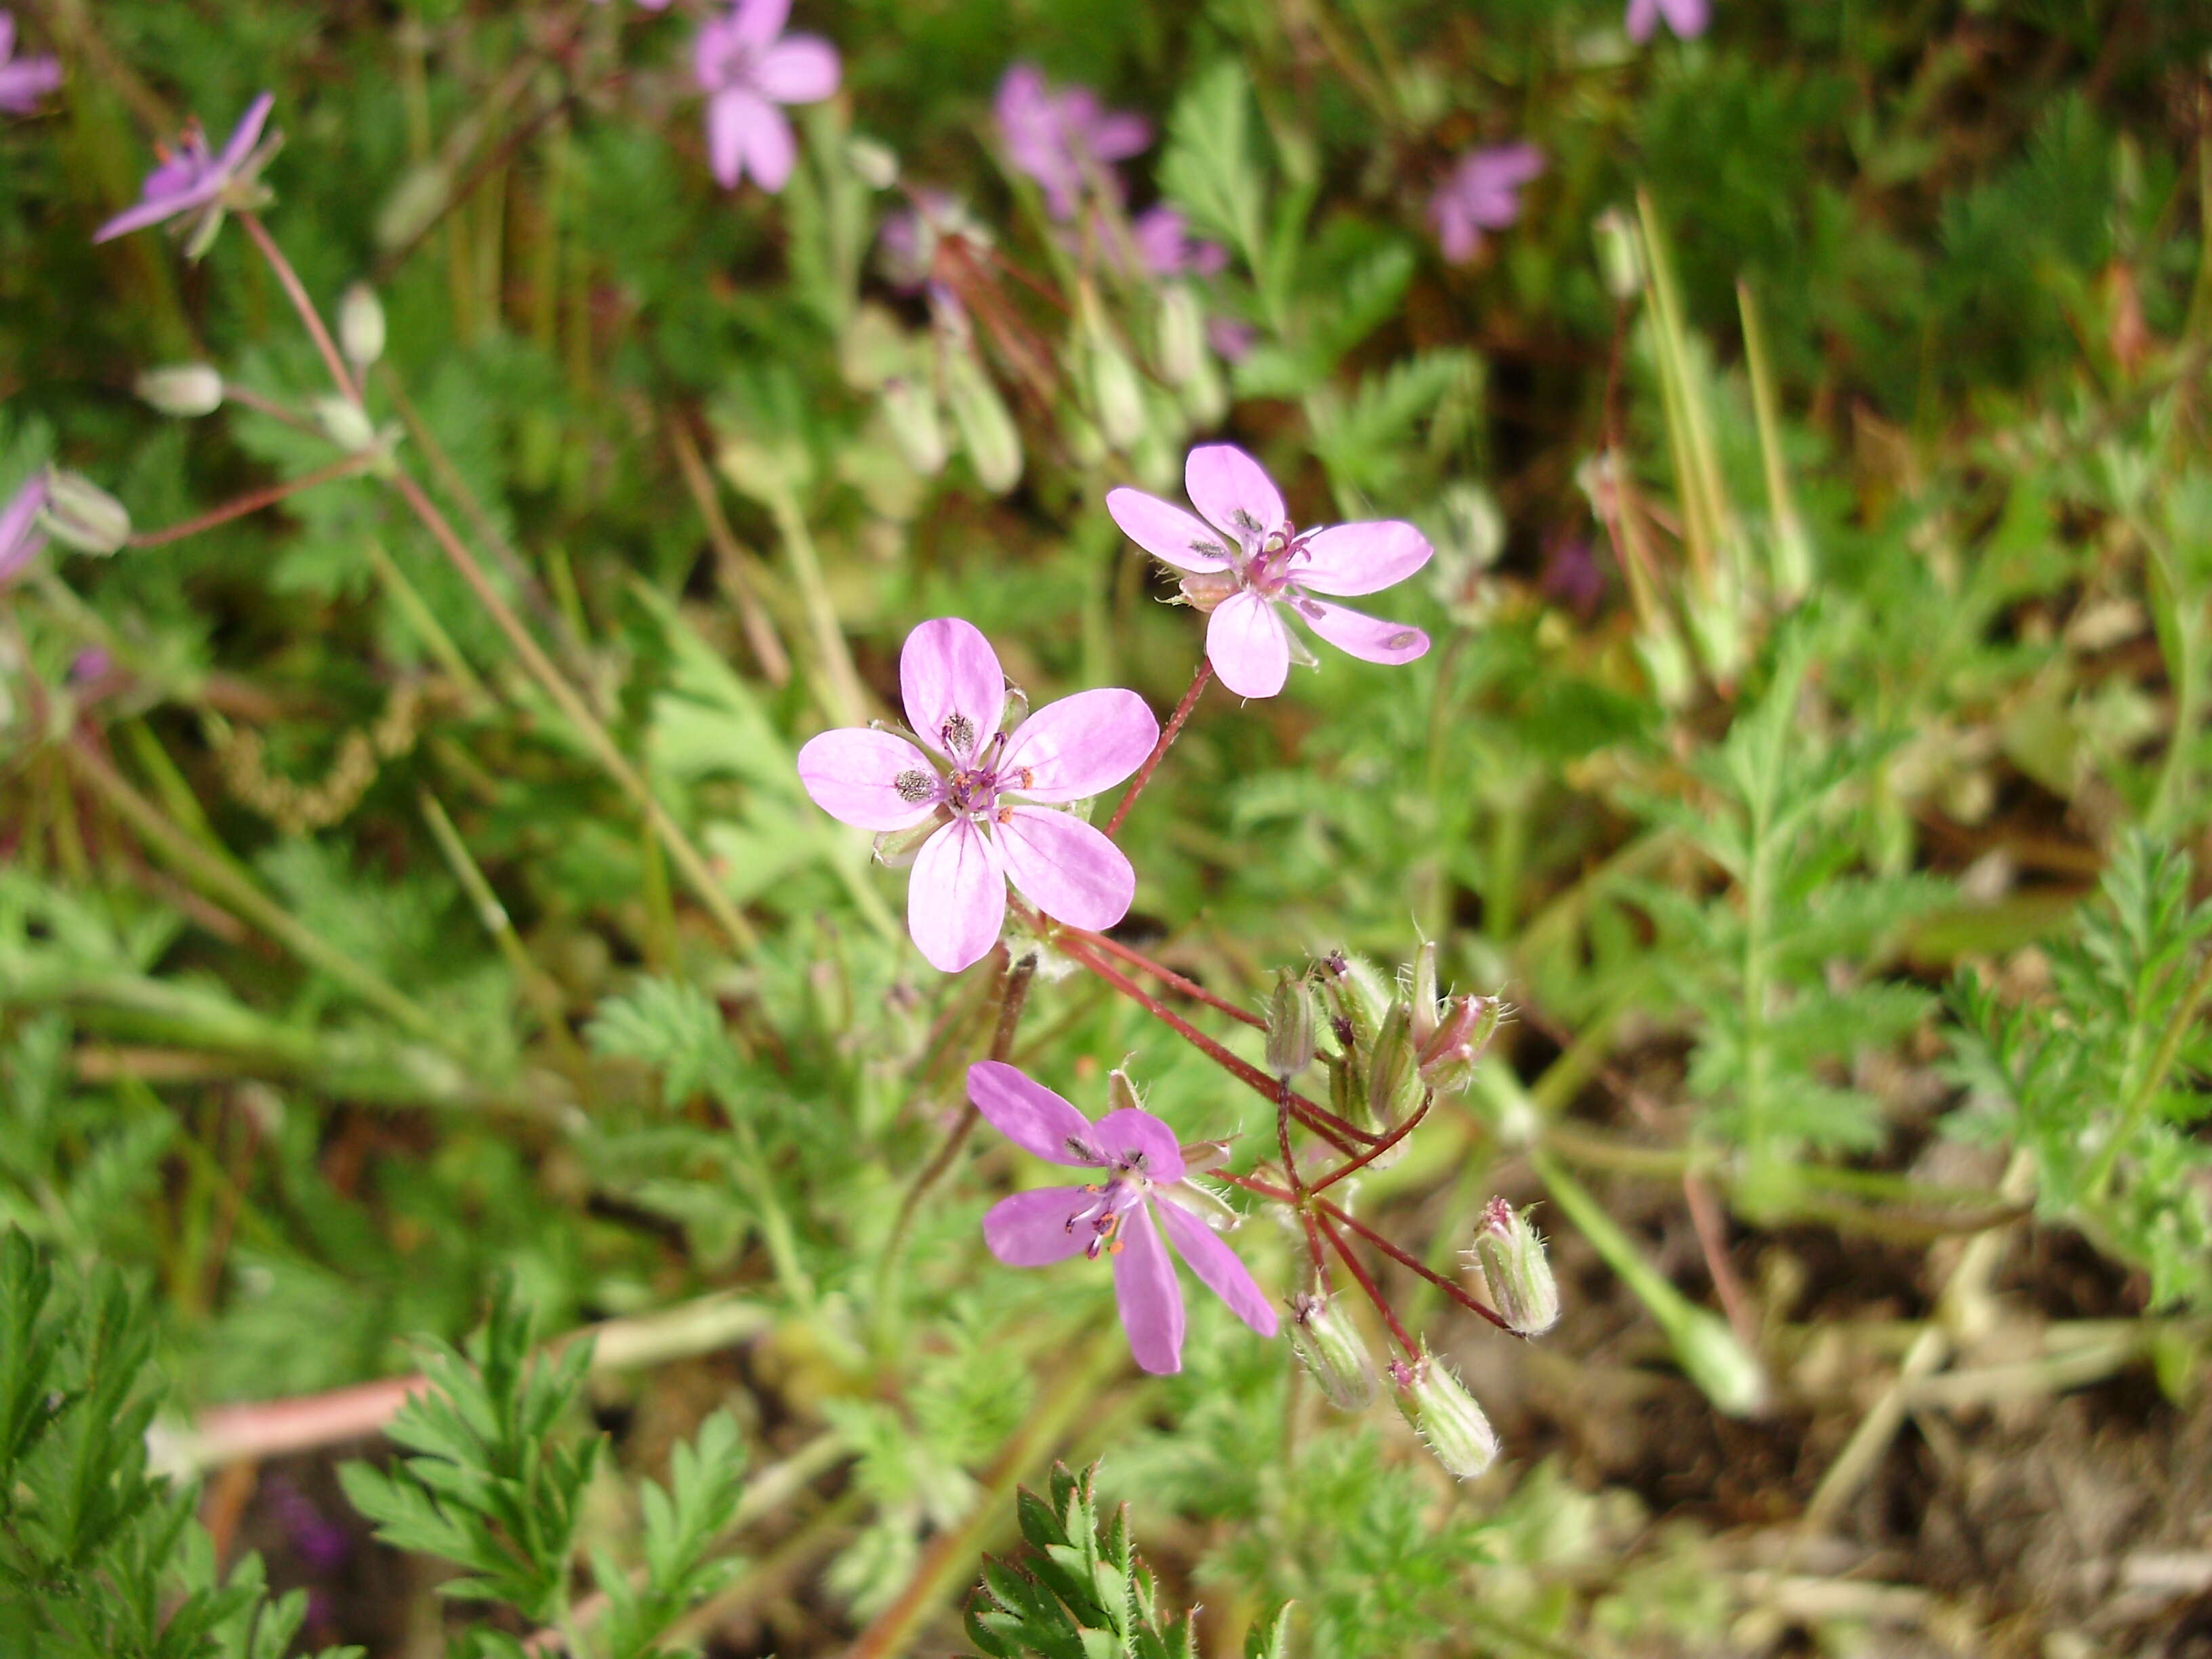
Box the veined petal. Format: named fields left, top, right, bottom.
left=1206, top=590, right=1290, bottom=698
left=983, top=1187, right=1096, bottom=1265
left=908, top=817, right=1006, bottom=972
left=752, top=35, right=839, bottom=103
left=968, top=1061, right=1100, bottom=1167
left=1289, top=520, right=1433, bottom=596
left=1185, top=444, right=1286, bottom=546
left=1290, top=597, right=1430, bottom=668
left=1089, top=1108, right=1183, bottom=1182
left=738, top=97, right=798, bottom=192
left=795, top=727, right=939, bottom=831
left=1104, top=487, right=1232, bottom=573
left=996, top=807, right=1134, bottom=933
left=1113, top=1206, right=1185, bottom=1374
left=1000, top=689, right=1158, bottom=802
left=730, top=0, right=793, bottom=48
left=901, top=617, right=1005, bottom=764
left=1156, top=1196, right=1277, bottom=1336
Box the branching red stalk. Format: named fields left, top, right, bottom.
left=1104, top=657, right=1211, bottom=838
left=1069, top=928, right=1264, bottom=1029
left=1318, top=1196, right=1513, bottom=1333
left=127, top=453, right=380, bottom=548
left=241, top=212, right=359, bottom=406
left=1318, top=1215, right=1418, bottom=1359
left=1308, top=1095, right=1433, bottom=1194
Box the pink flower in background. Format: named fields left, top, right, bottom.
left=694, top=0, right=840, bottom=192
left=0, top=11, right=60, bottom=115
left=1627, top=0, right=1710, bottom=40
left=1428, top=143, right=1542, bottom=265
left=94, top=92, right=280, bottom=256
left=590, top=0, right=672, bottom=9
left=0, top=473, right=47, bottom=588
left=970, top=1061, right=1277, bottom=1374
left=1130, top=205, right=1227, bottom=279
left=796, top=618, right=1158, bottom=972
left=1107, top=445, right=1434, bottom=699
left=994, top=64, right=1150, bottom=221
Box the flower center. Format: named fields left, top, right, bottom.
left=1063, top=1150, right=1155, bottom=1259
left=1240, top=523, right=1307, bottom=598
left=929, top=729, right=1034, bottom=819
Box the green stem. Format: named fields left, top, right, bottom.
left=2085, top=937, right=2212, bottom=1201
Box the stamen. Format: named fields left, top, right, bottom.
left=1386, top=630, right=1420, bottom=650
left=894, top=769, right=936, bottom=802
left=942, top=712, right=977, bottom=756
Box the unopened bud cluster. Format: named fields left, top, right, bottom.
left=1289, top=945, right=1504, bottom=1145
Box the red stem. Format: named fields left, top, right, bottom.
left=1309, top=1094, right=1433, bottom=1194
left=1057, top=938, right=1374, bottom=1152
left=1318, top=1216, right=1419, bottom=1358
left=1069, top=928, right=1264, bottom=1029
left=241, top=213, right=360, bottom=406
left=127, top=453, right=379, bottom=548
left=1104, top=657, right=1211, bottom=838
left=1317, top=1197, right=1513, bottom=1333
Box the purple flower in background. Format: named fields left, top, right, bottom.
left=0, top=11, right=60, bottom=115
left=1540, top=532, right=1605, bottom=617
left=970, top=1061, right=1277, bottom=1375
left=590, top=0, right=672, bottom=9
left=1428, top=143, right=1542, bottom=265
left=94, top=92, right=280, bottom=258
left=1627, top=0, right=1710, bottom=40
left=0, top=473, right=47, bottom=588
left=1107, top=445, right=1434, bottom=699
left=994, top=64, right=1150, bottom=221
left=796, top=618, right=1158, bottom=972
left=1130, top=206, right=1227, bottom=280
left=694, top=0, right=840, bottom=193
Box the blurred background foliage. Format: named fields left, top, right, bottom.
left=5, top=0, right=2212, bottom=1654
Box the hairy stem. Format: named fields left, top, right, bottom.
left=1318, top=1216, right=1418, bottom=1358
left=1067, top=927, right=1263, bottom=1028
left=241, top=211, right=359, bottom=405
left=1105, top=656, right=1211, bottom=838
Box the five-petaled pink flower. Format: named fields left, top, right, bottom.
left=1626, top=0, right=1710, bottom=39
left=694, top=0, right=840, bottom=194
left=0, top=11, right=61, bottom=116
left=970, top=1061, right=1277, bottom=1374
left=1107, top=445, right=1434, bottom=699
left=94, top=91, right=280, bottom=257
left=796, top=618, right=1158, bottom=973
left=1428, top=144, right=1542, bottom=265
left=994, top=64, right=1150, bottom=222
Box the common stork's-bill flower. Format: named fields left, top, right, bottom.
left=694, top=0, right=840, bottom=193
left=94, top=92, right=281, bottom=257
left=994, top=64, right=1149, bottom=222
left=0, top=11, right=61, bottom=115
left=1626, top=0, right=1710, bottom=41
left=1428, top=144, right=1542, bottom=265
left=1107, top=445, right=1434, bottom=699
left=795, top=618, right=1158, bottom=972
left=970, top=1061, right=1277, bottom=1375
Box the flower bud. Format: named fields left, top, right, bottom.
left=1105, top=1067, right=1143, bottom=1118
left=1090, top=336, right=1146, bottom=452
left=1389, top=1347, right=1499, bottom=1479
left=1417, top=994, right=1503, bottom=1098
left=313, top=396, right=380, bottom=455
left=38, top=469, right=131, bottom=554
left=1321, top=951, right=1395, bottom=1058
left=1593, top=207, right=1643, bottom=302
left=1467, top=1199, right=1558, bottom=1336
left=135, top=364, right=225, bottom=418
left=339, top=283, right=386, bottom=369
left=844, top=136, right=899, bottom=189
left=1287, top=1292, right=1377, bottom=1412
left=943, top=340, right=1022, bottom=495
left=1266, top=970, right=1317, bottom=1079
left=880, top=375, right=947, bottom=476
left=1410, top=939, right=1443, bottom=1048
left=1156, top=284, right=1206, bottom=388
left=1365, top=999, right=1425, bottom=1128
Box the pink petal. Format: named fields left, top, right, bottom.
left=1660, top=0, right=1710, bottom=36
left=1104, top=487, right=1232, bottom=573
left=1112, top=1206, right=1185, bottom=1374
left=94, top=190, right=204, bottom=243
left=901, top=617, right=1006, bottom=764
left=968, top=1061, right=1100, bottom=1166
left=1000, top=689, right=1158, bottom=802
left=752, top=35, right=839, bottom=103
left=1624, top=0, right=1660, bottom=39
left=1288, top=520, right=1433, bottom=596
left=738, top=93, right=797, bottom=192
left=907, top=817, right=1006, bottom=972
left=983, top=1187, right=1096, bottom=1265
left=1185, top=444, right=1286, bottom=546
left=795, top=727, right=939, bottom=831
left=1090, top=1108, right=1184, bottom=1182
left=705, top=89, right=752, bottom=186
left=0, top=15, right=14, bottom=57
left=1087, top=112, right=1152, bottom=162
left=1291, top=597, right=1429, bottom=667
left=996, top=807, right=1134, bottom=933
left=1431, top=200, right=1480, bottom=264
left=217, top=93, right=276, bottom=173
left=1155, top=1196, right=1277, bottom=1336
left=1205, top=591, right=1290, bottom=698
left=729, top=0, right=792, bottom=49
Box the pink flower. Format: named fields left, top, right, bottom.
left=0, top=11, right=61, bottom=115
left=1427, top=144, right=1542, bottom=265
left=0, top=472, right=47, bottom=588
left=1626, top=0, right=1710, bottom=40
left=1130, top=205, right=1227, bottom=280
left=970, top=1061, right=1277, bottom=1374
left=590, top=0, right=673, bottom=9
left=795, top=618, right=1158, bottom=972
left=1107, top=445, right=1434, bottom=699
left=994, top=64, right=1150, bottom=222
left=693, top=0, right=840, bottom=193
left=94, top=92, right=280, bottom=257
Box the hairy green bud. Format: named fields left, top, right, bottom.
left=1266, top=970, right=1317, bottom=1079
left=1467, top=1199, right=1559, bottom=1336
left=1090, top=335, right=1146, bottom=451
left=134, top=364, right=224, bottom=418
left=880, top=375, right=947, bottom=476
left=1418, top=994, right=1504, bottom=1098
left=339, top=283, right=386, bottom=369
left=1366, top=998, right=1424, bottom=1129
left=1156, top=283, right=1206, bottom=388
left=943, top=340, right=1021, bottom=494
left=39, top=469, right=131, bottom=555
left=1287, top=1292, right=1377, bottom=1412
left=1390, top=1346, right=1499, bottom=1479
left=1593, top=206, right=1643, bottom=302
